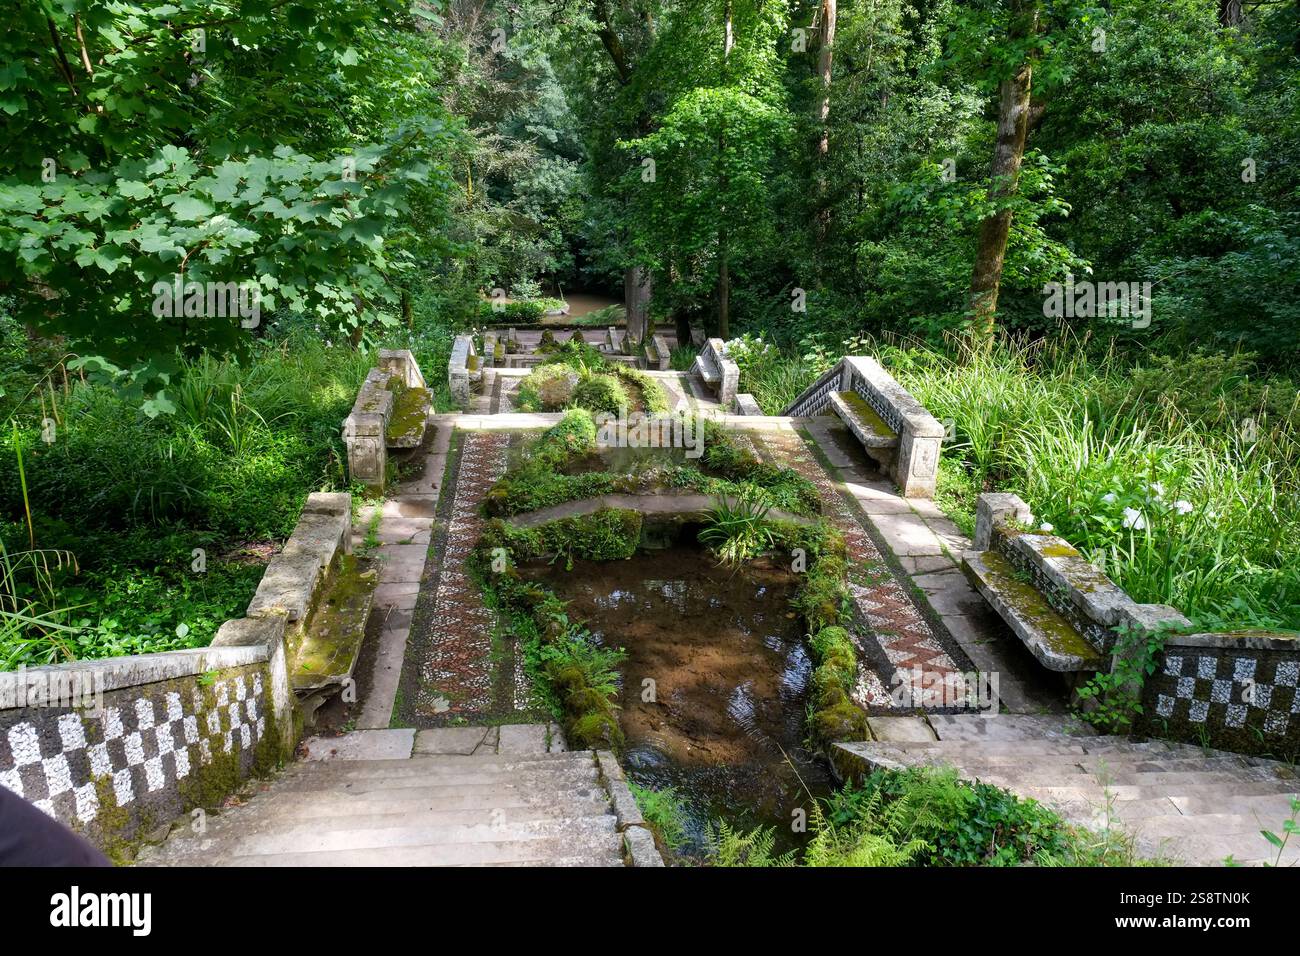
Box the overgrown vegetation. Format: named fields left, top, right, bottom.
left=711, top=765, right=1151, bottom=867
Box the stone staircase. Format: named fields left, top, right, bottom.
left=140, top=726, right=661, bottom=867
left=837, top=715, right=1300, bottom=866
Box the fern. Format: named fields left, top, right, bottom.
left=706, top=820, right=797, bottom=867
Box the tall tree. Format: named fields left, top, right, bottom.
left=967, top=0, right=1040, bottom=346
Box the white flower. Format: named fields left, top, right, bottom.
left=1101, top=493, right=1117, bottom=504
left=1038, top=522, right=1054, bottom=532
left=1122, top=507, right=1147, bottom=530
left=1173, top=500, right=1193, bottom=515
left=1150, top=482, right=1165, bottom=498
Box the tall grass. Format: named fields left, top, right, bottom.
left=879, top=337, right=1300, bottom=631
left=731, top=332, right=1299, bottom=630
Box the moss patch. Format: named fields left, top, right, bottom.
left=292, top=554, right=378, bottom=690
left=386, top=385, right=430, bottom=446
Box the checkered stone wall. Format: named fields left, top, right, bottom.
left=0, top=662, right=277, bottom=846
left=1140, top=646, right=1300, bottom=758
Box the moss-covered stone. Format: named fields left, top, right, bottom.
left=386, top=385, right=430, bottom=446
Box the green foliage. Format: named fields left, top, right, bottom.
left=892, top=337, right=1300, bottom=631
left=629, top=782, right=689, bottom=851
left=477, top=298, right=568, bottom=324
left=1073, top=622, right=1174, bottom=733
left=834, top=767, right=1074, bottom=867
left=697, top=492, right=776, bottom=567
left=712, top=764, right=1141, bottom=868
left=706, top=819, right=797, bottom=867
left=514, top=364, right=580, bottom=412
left=570, top=374, right=630, bottom=416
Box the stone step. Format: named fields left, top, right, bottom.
left=241, top=786, right=612, bottom=821
left=295, top=750, right=588, bottom=773
left=203, top=838, right=626, bottom=867
left=1168, top=792, right=1300, bottom=818
left=926, top=713, right=1099, bottom=740
left=1129, top=812, right=1300, bottom=840
left=174, top=796, right=616, bottom=847
left=1141, top=832, right=1300, bottom=867
left=889, top=754, right=1274, bottom=785
left=1020, top=779, right=1300, bottom=804
left=160, top=804, right=620, bottom=858
left=218, top=812, right=620, bottom=859
left=968, top=766, right=1292, bottom=790
left=884, top=753, right=1265, bottom=779
left=275, top=759, right=599, bottom=790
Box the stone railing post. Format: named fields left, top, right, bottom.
left=344, top=410, right=387, bottom=492
left=448, top=334, right=477, bottom=407
left=973, top=492, right=1033, bottom=550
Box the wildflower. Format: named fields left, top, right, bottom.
left=1101, top=493, right=1117, bottom=504
left=1150, top=482, right=1165, bottom=498
left=1122, top=507, right=1146, bottom=530
left=1173, top=500, right=1193, bottom=515
left=1038, top=522, right=1054, bottom=532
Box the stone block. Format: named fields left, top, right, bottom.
left=974, top=492, right=1032, bottom=550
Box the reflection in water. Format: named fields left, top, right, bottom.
left=523, top=546, right=836, bottom=856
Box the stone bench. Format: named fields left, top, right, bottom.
left=447, top=334, right=480, bottom=409
left=828, top=390, right=900, bottom=455
left=344, top=349, right=431, bottom=490
left=689, top=338, right=739, bottom=409
left=645, top=333, right=671, bottom=371
left=783, top=356, right=942, bottom=497
left=961, top=492, right=1183, bottom=675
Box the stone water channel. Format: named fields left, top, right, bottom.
left=523, top=542, right=837, bottom=856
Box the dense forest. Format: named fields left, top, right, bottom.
left=1, top=0, right=1298, bottom=663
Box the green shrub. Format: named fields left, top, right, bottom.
left=515, top=364, right=579, bottom=412
left=571, top=374, right=630, bottom=416
left=697, top=492, right=776, bottom=567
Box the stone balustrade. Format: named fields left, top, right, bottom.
left=966, top=491, right=1300, bottom=757
left=782, top=356, right=943, bottom=497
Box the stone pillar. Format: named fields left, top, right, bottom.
left=448, top=335, right=476, bottom=407
left=344, top=411, right=387, bottom=492
left=973, top=492, right=1033, bottom=550
left=378, top=348, right=426, bottom=389
left=895, top=426, right=944, bottom=498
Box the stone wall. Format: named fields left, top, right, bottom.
left=971, top=491, right=1300, bottom=758
left=0, top=646, right=286, bottom=855
left=690, top=338, right=739, bottom=409
left=1140, top=631, right=1300, bottom=758
left=0, top=491, right=352, bottom=853
left=344, top=348, right=428, bottom=491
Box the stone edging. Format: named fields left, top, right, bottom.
left=594, top=750, right=665, bottom=867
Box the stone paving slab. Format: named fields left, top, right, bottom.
left=414, top=726, right=498, bottom=756
left=498, top=723, right=549, bottom=754
left=304, top=729, right=415, bottom=761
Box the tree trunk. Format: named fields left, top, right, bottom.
left=1217, top=0, right=1243, bottom=27
left=817, top=0, right=837, bottom=157
left=624, top=265, right=652, bottom=344
left=717, top=0, right=734, bottom=339
left=814, top=0, right=837, bottom=251
left=967, top=0, right=1039, bottom=348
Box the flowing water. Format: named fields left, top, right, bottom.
left=523, top=545, right=836, bottom=857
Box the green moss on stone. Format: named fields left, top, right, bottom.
left=835, top=390, right=896, bottom=440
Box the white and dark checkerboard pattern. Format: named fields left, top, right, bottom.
left=0, top=672, right=266, bottom=825
left=1155, top=653, right=1299, bottom=736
